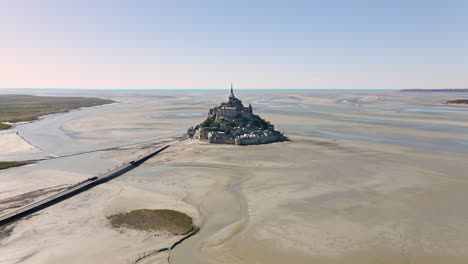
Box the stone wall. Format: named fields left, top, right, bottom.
left=234, top=133, right=281, bottom=145
left=209, top=137, right=236, bottom=144
left=219, top=107, right=237, bottom=119
left=193, top=129, right=283, bottom=146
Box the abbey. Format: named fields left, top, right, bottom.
left=209, top=84, right=253, bottom=120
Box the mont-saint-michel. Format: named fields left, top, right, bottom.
left=2, top=1, right=468, bottom=264
left=187, top=85, right=285, bottom=145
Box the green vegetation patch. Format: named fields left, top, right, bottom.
left=0, top=123, right=11, bottom=130
left=446, top=99, right=468, bottom=104
left=107, top=209, right=194, bottom=235
left=0, top=161, right=28, bottom=170
left=0, top=94, right=114, bottom=124
left=252, top=114, right=271, bottom=129
left=200, top=113, right=272, bottom=134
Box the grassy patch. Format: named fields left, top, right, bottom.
left=0, top=161, right=28, bottom=170
left=0, top=123, right=11, bottom=130
left=446, top=99, right=468, bottom=104
left=107, top=209, right=194, bottom=235
left=0, top=94, right=114, bottom=123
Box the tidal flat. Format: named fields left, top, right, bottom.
left=1, top=90, right=468, bottom=263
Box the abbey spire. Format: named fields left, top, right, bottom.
left=230, top=82, right=235, bottom=98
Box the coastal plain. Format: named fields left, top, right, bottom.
left=1, top=90, right=468, bottom=264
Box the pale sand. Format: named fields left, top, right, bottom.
left=0, top=131, right=39, bottom=158
left=0, top=149, right=201, bottom=263
left=158, top=136, right=468, bottom=264
left=1, top=91, right=468, bottom=263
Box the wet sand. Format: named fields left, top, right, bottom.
left=1, top=90, right=468, bottom=263
left=0, top=131, right=39, bottom=159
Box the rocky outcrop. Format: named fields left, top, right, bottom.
left=189, top=128, right=283, bottom=145
left=187, top=86, right=285, bottom=145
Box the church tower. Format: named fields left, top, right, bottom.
left=230, top=82, right=235, bottom=98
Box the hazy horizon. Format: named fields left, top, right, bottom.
left=1, top=87, right=463, bottom=91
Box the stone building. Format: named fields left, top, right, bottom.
left=208, top=84, right=253, bottom=120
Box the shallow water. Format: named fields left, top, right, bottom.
left=255, top=95, right=468, bottom=154
left=403, top=107, right=468, bottom=114
left=312, top=130, right=468, bottom=154
left=12, top=103, right=133, bottom=160
left=9, top=101, right=182, bottom=162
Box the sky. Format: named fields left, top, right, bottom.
left=0, top=0, right=467, bottom=89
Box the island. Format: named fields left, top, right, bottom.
left=187, top=85, right=285, bottom=145
left=446, top=99, right=468, bottom=104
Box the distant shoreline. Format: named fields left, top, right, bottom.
left=446, top=99, right=468, bottom=104
left=401, top=89, right=468, bottom=92
left=0, top=94, right=114, bottom=130
left=0, top=88, right=400, bottom=93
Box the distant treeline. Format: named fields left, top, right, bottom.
left=446, top=99, right=468, bottom=104
left=401, top=89, right=468, bottom=92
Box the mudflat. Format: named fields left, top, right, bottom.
left=1, top=90, right=468, bottom=264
